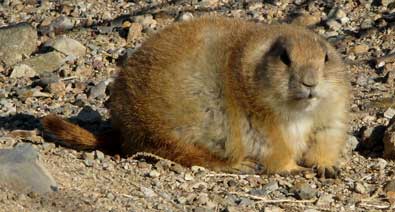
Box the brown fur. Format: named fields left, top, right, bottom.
left=42, top=17, right=349, bottom=176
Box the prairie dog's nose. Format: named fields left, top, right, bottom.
left=301, top=70, right=319, bottom=88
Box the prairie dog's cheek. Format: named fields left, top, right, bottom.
left=315, top=81, right=331, bottom=98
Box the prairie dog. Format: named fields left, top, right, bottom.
left=42, top=17, right=349, bottom=177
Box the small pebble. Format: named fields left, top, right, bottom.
left=149, top=170, right=160, bottom=178
left=170, top=164, right=184, bottom=174
left=384, top=107, right=395, bottom=119
left=292, top=181, right=317, bottom=200
left=264, top=206, right=284, bottom=212
left=350, top=44, right=369, bottom=54
left=354, top=182, right=367, bottom=194
left=250, top=181, right=279, bottom=195
left=177, top=12, right=194, bottom=21
left=184, top=173, right=194, bottom=181
left=82, top=152, right=95, bottom=160
left=83, top=159, right=94, bottom=167
left=316, top=194, right=334, bottom=206
left=326, top=20, right=341, bottom=31
left=95, top=150, right=105, bottom=161
left=141, top=186, right=157, bottom=198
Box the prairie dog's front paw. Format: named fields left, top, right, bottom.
left=214, top=159, right=263, bottom=175
left=276, top=165, right=312, bottom=176
left=315, top=166, right=340, bottom=179
left=264, top=162, right=311, bottom=176
left=303, top=153, right=341, bottom=178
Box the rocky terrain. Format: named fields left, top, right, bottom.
left=1, top=0, right=395, bottom=211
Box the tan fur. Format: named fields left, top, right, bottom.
left=42, top=17, right=349, bottom=175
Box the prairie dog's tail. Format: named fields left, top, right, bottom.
left=41, top=115, right=111, bottom=150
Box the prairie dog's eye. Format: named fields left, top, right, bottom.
left=324, top=53, right=329, bottom=63
left=280, top=50, right=291, bottom=66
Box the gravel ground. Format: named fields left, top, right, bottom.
left=1, top=0, right=395, bottom=211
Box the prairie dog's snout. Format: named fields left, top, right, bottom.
left=290, top=68, right=321, bottom=100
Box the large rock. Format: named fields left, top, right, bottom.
left=0, top=23, right=37, bottom=66
left=0, top=143, right=57, bottom=194
left=20, top=51, right=65, bottom=74
left=45, top=36, right=86, bottom=57
left=10, top=64, right=37, bottom=78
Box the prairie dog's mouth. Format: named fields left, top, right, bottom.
left=293, top=88, right=318, bottom=100
left=288, top=96, right=319, bottom=111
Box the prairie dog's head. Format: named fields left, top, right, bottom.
left=243, top=28, right=346, bottom=115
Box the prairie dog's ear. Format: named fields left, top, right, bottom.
left=267, top=36, right=292, bottom=66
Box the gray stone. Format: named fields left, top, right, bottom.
left=41, top=142, right=56, bottom=153
left=0, top=143, right=57, bottom=194
left=170, top=163, right=184, bottom=174
left=0, top=23, right=37, bottom=66
left=20, top=51, right=65, bottom=74
left=356, top=73, right=369, bottom=86
left=316, top=194, right=334, bottom=206
left=141, top=186, right=157, bottom=198
left=292, top=181, right=317, bottom=200
left=339, top=17, right=350, bottom=25
left=359, top=0, right=373, bottom=8
left=89, top=79, right=113, bottom=99
left=374, top=158, right=388, bottom=170
left=191, top=165, right=205, bottom=173
left=134, top=15, right=157, bottom=29
left=384, top=108, right=395, bottom=119
left=250, top=181, right=279, bottom=195
left=176, top=196, right=187, bottom=204
left=83, top=159, right=93, bottom=167
left=49, top=16, right=74, bottom=33
left=326, top=20, right=341, bottom=31
left=45, top=36, right=86, bottom=57
left=106, top=192, right=115, bottom=200
left=148, top=170, right=160, bottom=178
left=346, top=135, right=359, bottom=152
left=177, top=12, right=194, bottom=21
left=184, top=172, right=194, bottom=181
left=354, top=182, right=367, bottom=194
left=237, top=197, right=254, bottom=206
left=82, top=151, right=95, bottom=160
left=10, top=64, right=37, bottom=78
left=334, top=8, right=347, bottom=19
left=38, top=73, right=61, bottom=87
left=360, top=18, right=374, bottom=30
left=327, top=7, right=346, bottom=20
left=380, top=0, right=395, bottom=7
left=95, top=150, right=105, bottom=161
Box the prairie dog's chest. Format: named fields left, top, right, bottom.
left=281, top=117, right=314, bottom=153
left=242, top=116, right=314, bottom=158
